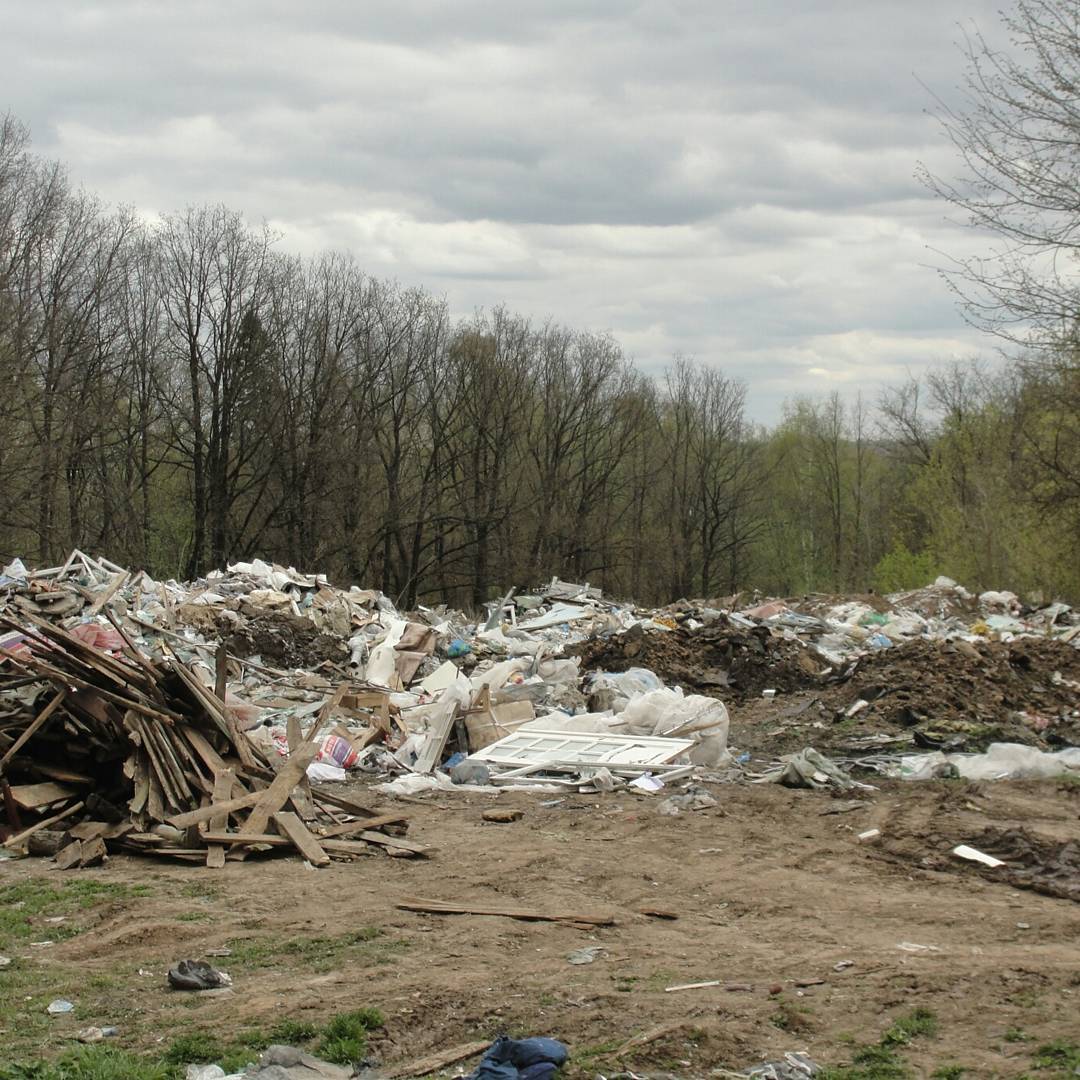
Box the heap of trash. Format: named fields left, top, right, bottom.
left=1, top=551, right=1078, bottom=869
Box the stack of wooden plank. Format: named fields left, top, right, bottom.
left=0, top=612, right=425, bottom=868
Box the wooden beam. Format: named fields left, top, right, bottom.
left=0, top=689, right=67, bottom=769
left=5, top=799, right=86, bottom=849
left=381, top=1041, right=489, bottom=1080
left=238, top=741, right=317, bottom=837
left=165, top=789, right=262, bottom=829
left=397, top=896, right=615, bottom=925
left=205, top=768, right=233, bottom=869
left=315, top=813, right=409, bottom=837
left=273, top=811, right=330, bottom=866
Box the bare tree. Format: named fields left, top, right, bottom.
left=921, top=0, right=1080, bottom=348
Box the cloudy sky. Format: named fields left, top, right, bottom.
left=2, top=0, right=1008, bottom=420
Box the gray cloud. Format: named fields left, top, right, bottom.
left=1, top=0, right=1011, bottom=419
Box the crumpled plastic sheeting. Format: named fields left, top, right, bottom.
left=888, top=742, right=1080, bottom=781
left=760, top=747, right=861, bottom=790
left=619, top=687, right=730, bottom=767
left=742, top=1051, right=820, bottom=1078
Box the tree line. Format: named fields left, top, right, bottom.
left=2, top=109, right=1079, bottom=608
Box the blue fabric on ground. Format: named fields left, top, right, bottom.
left=466, top=1035, right=569, bottom=1080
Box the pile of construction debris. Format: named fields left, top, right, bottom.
left=2, top=552, right=1079, bottom=869
left=0, top=553, right=422, bottom=867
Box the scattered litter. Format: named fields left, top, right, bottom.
left=186, top=1067, right=226, bottom=1080
left=896, top=942, right=941, bottom=953
left=567, top=946, right=604, bottom=965
left=664, top=979, right=722, bottom=992
left=889, top=743, right=1080, bottom=782
left=46, top=999, right=74, bottom=1014
left=167, top=959, right=232, bottom=991
left=657, top=789, right=718, bottom=815
left=858, top=829, right=881, bottom=844
left=952, top=844, right=1005, bottom=868
left=833, top=960, right=854, bottom=971
left=742, top=1051, right=821, bottom=1078
left=77, top=1026, right=119, bottom=1043
left=760, top=748, right=868, bottom=791
left=398, top=896, right=615, bottom=926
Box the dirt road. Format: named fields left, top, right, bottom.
left=1, top=776, right=1077, bottom=1076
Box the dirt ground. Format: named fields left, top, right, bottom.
left=2, top=773, right=1078, bottom=1077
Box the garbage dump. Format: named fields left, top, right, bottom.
left=1, top=551, right=1078, bottom=869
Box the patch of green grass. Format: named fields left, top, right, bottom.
left=317, top=1008, right=384, bottom=1065
left=162, top=1020, right=321, bottom=1072
left=268, top=1019, right=319, bottom=1044
left=1006, top=1028, right=1033, bottom=1043
left=174, top=912, right=211, bottom=923
left=225, top=927, right=397, bottom=972
left=573, top=1041, right=621, bottom=1063
left=931, top=1067, right=965, bottom=1079
left=820, top=1009, right=940, bottom=1080
left=179, top=882, right=221, bottom=900
left=645, top=968, right=676, bottom=990
left=771, top=997, right=814, bottom=1034
left=163, top=1032, right=222, bottom=1065
left=0, top=1045, right=172, bottom=1080
left=882, top=1007, right=938, bottom=1046
left=0, top=880, right=151, bottom=949
left=1, top=1005, right=379, bottom=1077
left=1012, top=989, right=1043, bottom=1008
left=1032, top=1040, right=1080, bottom=1074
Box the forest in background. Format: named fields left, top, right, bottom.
left=3, top=110, right=1080, bottom=610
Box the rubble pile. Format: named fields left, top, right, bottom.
left=574, top=619, right=820, bottom=700
left=0, top=552, right=422, bottom=867
left=1, top=551, right=1079, bottom=871
left=826, top=636, right=1080, bottom=746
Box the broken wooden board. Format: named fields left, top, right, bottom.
left=206, top=768, right=234, bottom=869
left=286, top=715, right=315, bottom=820
left=239, top=742, right=318, bottom=837
left=8, top=782, right=79, bottom=810
left=0, top=689, right=66, bottom=769
left=381, top=1041, right=490, bottom=1080
left=166, top=789, right=262, bottom=829
left=315, top=813, right=410, bottom=837
left=200, top=831, right=424, bottom=859
left=397, top=896, right=614, bottom=925
left=5, top=800, right=87, bottom=850
left=273, top=811, right=330, bottom=866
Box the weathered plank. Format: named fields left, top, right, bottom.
left=273, top=811, right=330, bottom=866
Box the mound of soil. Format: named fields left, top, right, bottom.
left=226, top=608, right=349, bottom=669
left=577, top=624, right=1080, bottom=752
left=827, top=637, right=1080, bottom=746
left=573, top=621, right=821, bottom=702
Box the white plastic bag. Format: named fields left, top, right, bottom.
left=620, top=688, right=730, bottom=766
